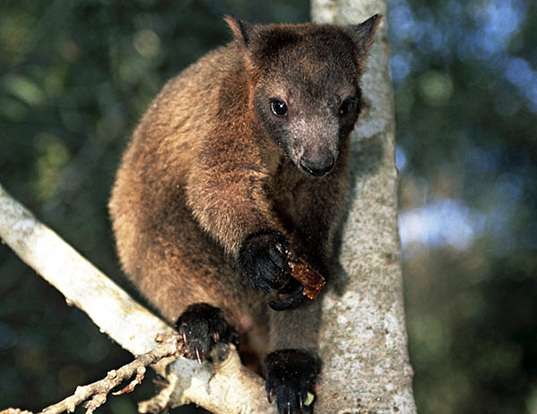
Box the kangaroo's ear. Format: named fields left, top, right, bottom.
left=224, top=15, right=255, bottom=48
left=346, top=14, right=382, bottom=56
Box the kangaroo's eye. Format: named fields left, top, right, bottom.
left=339, top=97, right=358, bottom=117
left=270, top=99, right=288, bottom=117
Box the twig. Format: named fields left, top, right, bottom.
left=0, top=409, right=32, bottom=414
left=39, top=336, right=181, bottom=414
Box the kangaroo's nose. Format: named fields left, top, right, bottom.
left=299, top=154, right=335, bottom=177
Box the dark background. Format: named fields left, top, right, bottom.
left=1, top=1, right=536, bottom=413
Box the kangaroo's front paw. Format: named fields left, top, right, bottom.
left=238, top=230, right=309, bottom=310
left=265, top=349, right=320, bottom=414
left=238, top=230, right=292, bottom=292
left=174, top=303, right=238, bottom=363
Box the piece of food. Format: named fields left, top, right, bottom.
left=285, top=248, right=326, bottom=300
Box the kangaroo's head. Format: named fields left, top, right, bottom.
left=226, top=14, right=381, bottom=177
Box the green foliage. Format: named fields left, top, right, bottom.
left=393, top=0, right=537, bottom=413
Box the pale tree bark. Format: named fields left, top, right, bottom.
left=312, top=0, right=417, bottom=413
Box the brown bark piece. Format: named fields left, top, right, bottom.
left=286, top=249, right=326, bottom=300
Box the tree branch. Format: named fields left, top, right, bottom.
left=0, top=182, right=273, bottom=413
left=39, top=337, right=177, bottom=414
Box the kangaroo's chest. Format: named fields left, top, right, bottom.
left=271, top=165, right=314, bottom=231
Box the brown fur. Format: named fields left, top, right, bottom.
left=109, top=16, right=379, bottom=361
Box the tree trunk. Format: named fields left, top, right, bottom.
left=311, top=1, right=417, bottom=412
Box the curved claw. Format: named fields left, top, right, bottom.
left=269, top=283, right=306, bottom=311
left=195, top=347, right=202, bottom=364
left=267, top=388, right=275, bottom=404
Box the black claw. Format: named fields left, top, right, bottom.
left=174, top=303, right=239, bottom=362
left=265, top=349, right=320, bottom=414
left=277, top=389, right=289, bottom=414
left=267, top=389, right=274, bottom=404
left=269, top=281, right=306, bottom=311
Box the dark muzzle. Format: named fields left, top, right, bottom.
left=299, top=154, right=335, bottom=177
